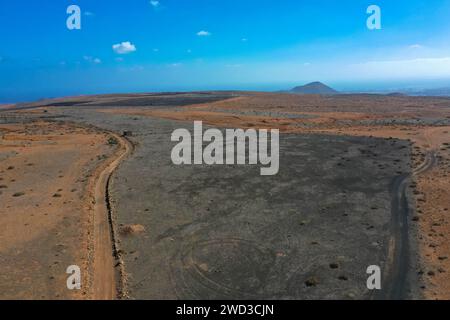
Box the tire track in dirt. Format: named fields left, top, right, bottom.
left=376, top=149, right=437, bottom=300
left=91, top=133, right=132, bottom=300
left=376, top=172, right=410, bottom=300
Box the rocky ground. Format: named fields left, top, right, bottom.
left=2, top=91, right=450, bottom=299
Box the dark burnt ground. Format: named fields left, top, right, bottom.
left=38, top=105, right=414, bottom=300
left=8, top=92, right=238, bottom=111
left=113, top=125, right=412, bottom=300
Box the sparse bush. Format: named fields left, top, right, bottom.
left=119, top=224, right=145, bottom=236
left=305, top=277, right=319, bottom=287
left=107, top=136, right=118, bottom=146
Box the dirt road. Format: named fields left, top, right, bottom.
left=91, top=133, right=132, bottom=300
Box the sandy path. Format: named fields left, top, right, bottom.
left=91, top=133, right=132, bottom=300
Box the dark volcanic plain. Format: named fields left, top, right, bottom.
left=2, top=92, right=450, bottom=299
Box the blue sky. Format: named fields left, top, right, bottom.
left=1, top=0, right=450, bottom=102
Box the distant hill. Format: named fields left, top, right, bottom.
left=409, top=87, right=450, bottom=97
left=345, top=87, right=450, bottom=97
left=386, top=92, right=406, bottom=97
left=290, top=82, right=339, bottom=95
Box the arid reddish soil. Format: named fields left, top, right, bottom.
left=0, top=120, right=121, bottom=299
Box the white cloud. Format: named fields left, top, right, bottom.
left=153, top=48, right=159, bottom=52
left=187, top=49, right=192, bottom=53
left=197, top=30, right=211, bottom=37
left=84, top=11, right=94, bottom=16
left=83, top=56, right=102, bottom=64
left=112, top=41, right=137, bottom=54
left=409, top=44, right=424, bottom=49
left=150, top=1, right=160, bottom=7
left=115, top=57, right=124, bottom=62
left=241, top=38, right=248, bottom=42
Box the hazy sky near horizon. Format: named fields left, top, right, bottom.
left=1, top=0, right=450, bottom=102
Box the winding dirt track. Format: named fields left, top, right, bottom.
left=91, top=134, right=132, bottom=300
left=377, top=172, right=411, bottom=300
left=378, top=149, right=437, bottom=300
